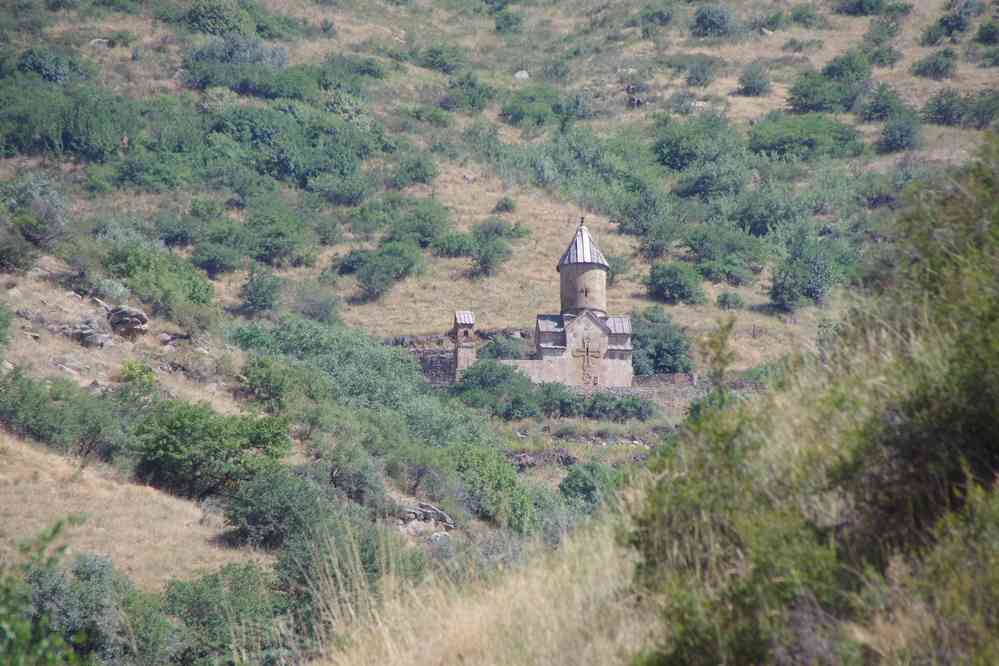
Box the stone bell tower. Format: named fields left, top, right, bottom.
left=558, top=218, right=609, bottom=317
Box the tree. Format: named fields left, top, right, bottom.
left=646, top=263, right=706, bottom=304
left=631, top=306, right=693, bottom=375
left=133, top=401, right=290, bottom=498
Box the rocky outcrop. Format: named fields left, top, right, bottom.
left=107, top=306, right=149, bottom=337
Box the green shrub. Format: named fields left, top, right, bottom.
left=452, top=361, right=540, bottom=419
left=732, top=183, right=808, bottom=237
left=224, top=466, right=326, bottom=548
left=976, top=20, right=999, bottom=44
left=492, top=195, right=516, bottom=213
left=105, top=242, right=214, bottom=318
left=191, top=241, right=244, bottom=278
left=631, top=306, right=693, bottom=375
left=0, top=226, right=38, bottom=273
left=912, top=48, right=958, bottom=79
left=16, top=48, right=89, bottom=84
left=431, top=231, right=478, bottom=257
left=963, top=89, right=999, bottom=129
left=388, top=153, right=439, bottom=189
left=472, top=236, right=513, bottom=276
left=239, top=267, right=284, bottom=314
left=606, top=254, right=631, bottom=286
left=413, top=43, right=465, bottom=74
left=185, top=0, right=253, bottom=36
left=749, top=112, right=864, bottom=160
left=647, top=262, right=706, bottom=304
left=673, top=155, right=750, bottom=200
left=789, top=4, right=825, bottom=27
left=559, top=462, right=619, bottom=514
left=640, top=1, right=673, bottom=36
left=385, top=199, right=451, bottom=247
left=321, top=440, right=393, bottom=513
left=501, top=85, right=560, bottom=127
left=769, top=226, right=838, bottom=309
left=787, top=52, right=871, bottom=113
left=290, top=280, right=339, bottom=324
left=923, top=87, right=967, bottom=125
left=684, top=224, right=767, bottom=285
left=877, top=109, right=922, bottom=153
left=858, top=82, right=904, bottom=121
left=165, top=563, right=280, bottom=662
left=717, top=291, right=745, bottom=309
left=356, top=240, right=424, bottom=300
left=836, top=0, right=887, bottom=15
left=737, top=62, right=771, bottom=96
left=478, top=335, right=531, bottom=361
left=654, top=113, right=742, bottom=171
left=134, top=400, right=290, bottom=498
left=494, top=9, right=523, bottom=33
left=440, top=72, right=495, bottom=112
left=685, top=60, right=716, bottom=87
left=981, top=47, right=999, bottom=67
left=690, top=5, right=736, bottom=37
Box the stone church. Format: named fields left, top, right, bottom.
left=454, top=221, right=633, bottom=388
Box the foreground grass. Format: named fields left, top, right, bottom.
left=317, top=519, right=655, bottom=666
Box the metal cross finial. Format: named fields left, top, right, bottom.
left=579, top=216, right=585, bottom=227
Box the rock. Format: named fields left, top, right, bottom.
left=107, top=306, right=149, bottom=337
left=158, top=332, right=174, bottom=344
left=1, top=360, right=13, bottom=373
left=92, top=297, right=112, bottom=313
left=429, top=532, right=450, bottom=546
left=89, top=38, right=110, bottom=48
left=514, top=69, right=530, bottom=80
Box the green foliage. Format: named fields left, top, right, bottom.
left=133, top=400, right=290, bottom=498
left=453, top=361, right=540, bottom=419
left=976, top=20, right=999, bottom=44
left=501, top=85, right=561, bottom=127
left=104, top=242, right=214, bottom=319
left=165, top=563, right=280, bottom=663
left=494, top=9, right=523, bottom=33
left=492, top=195, right=516, bottom=213
left=924, top=87, right=968, bottom=125
left=0, top=225, right=39, bottom=272
left=749, top=112, right=863, bottom=160
left=683, top=224, right=767, bottom=285
left=224, top=466, right=326, bottom=548
left=912, top=48, right=958, bottom=79
left=240, top=267, right=284, bottom=314
left=477, top=335, right=531, bottom=360
left=639, top=1, right=673, bottom=37
left=732, top=182, right=808, bottom=237
left=472, top=236, right=512, bottom=276
left=356, top=240, right=425, bottom=300
left=0, top=525, right=79, bottom=665
left=606, top=253, right=631, bottom=286
left=440, top=72, right=495, bottom=112
left=788, top=51, right=872, bottom=113
left=716, top=291, right=745, bottom=309
left=646, top=262, right=707, bottom=304
left=769, top=226, right=839, bottom=309
left=387, top=153, right=439, bottom=189
left=631, top=306, right=693, bottom=376
left=684, top=60, right=715, bottom=87
left=737, top=62, right=770, bottom=97
left=289, top=280, right=338, bottom=324
left=858, top=82, right=904, bottom=121
left=412, top=43, right=466, bottom=74
left=690, top=5, right=736, bottom=37
left=654, top=113, right=743, bottom=171
left=17, top=48, right=88, bottom=84
left=877, top=109, right=922, bottom=153
left=0, top=303, right=10, bottom=353
left=559, top=461, right=619, bottom=514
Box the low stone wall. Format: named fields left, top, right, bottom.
left=412, top=349, right=456, bottom=386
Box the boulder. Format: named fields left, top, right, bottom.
left=107, top=306, right=149, bottom=337
left=514, top=69, right=530, bottom=80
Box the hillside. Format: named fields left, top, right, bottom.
left=1, top=0, right=998, bottom=663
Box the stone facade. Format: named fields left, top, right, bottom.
left=457, top=221, right=634, bottom=388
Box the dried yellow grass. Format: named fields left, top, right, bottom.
left=0, top=433, right=269, bottom=590
left=316, top=520, right=656, bottom=666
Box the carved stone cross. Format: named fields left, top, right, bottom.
left=572, top=336, right=601, bottom=385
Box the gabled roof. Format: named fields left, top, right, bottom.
left=557, top=223, right=609, bottom=271
left=454, top=310, right=475, bottom=326
left=605, top=316, right=632, bottom=335
left=536, top=314, right=564, bottom=333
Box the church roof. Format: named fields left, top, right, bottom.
left=454, top=310, right=475, bottom=326
left=605, top=316, right=632, bottom=335
left=557, top=223, right=609, bottom=271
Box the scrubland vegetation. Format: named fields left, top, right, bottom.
left=2, top=0, right=999, bottom=663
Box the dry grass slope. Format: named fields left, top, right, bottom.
left=0, top=433, right=268, bottom=591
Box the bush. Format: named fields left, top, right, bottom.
left=858, top=82, right=904, bottom=121
left=912, top=49, right=957, bottom=79
left=640, top=1, right=673, bottom=37
left=684, top=224, right=767, bottom=285
left=0, top=226, right=38, bottom=273
left=165, top=563, right=280, bottom=662
left=452, top=360, right=540, bottom=420
left=492, top=195, right=516, bottom=213
left=239, top=268, right=284, bottom=314
left=976, top=20, right=999, bottom=45
left=308, top=171, right=373, bottom=206
left=413, top=43, right=465, bottom=74
left=732, top=184, right=808, bottom=237
left=737, top=63, right=771, bottom=96
left=191, top=241, right=244, bottom=277
left=877, top=109, right=922, bottom=153
left=501, top=85, right=561, bottom=127
left=923, top=87, right=967, bottom=125
left=385, top=199, right=451, bottom=247
left=717, top=291, right=745, bottom=309
left=559, top=462, right=619, bottom=514
left=440, top=72, right=495, bottom=112
left=749, top=112, right=864, bottom=160
left=836, top=0, right=887, bottom=15
left=787, top=52, right=871, bottom=113
left=356, top=240, right=424, bottom=300
left=631, top=306, right=693, bottom=375
left=494, top=9, right=523, bottom=33
left=224, top=466, right=326, bottom=548
left=654, top=113, right=743, bottom=171
left=789, top=4, right=825, bottom=27
left=685, top=60, right=716, bottom=87
left=431, top=231, right=478, bottom=257
left=647, top=262, right=706, bottom=304
left=963, top=89, right=999, bottom=129
left=388, top=153, right=439, bottom=189
left=690, top=5, right=736, bottom=38
left=472, top=237, right=513, bottom=276
left=769, top=227, right=838, bottom=309
left=16, top=48, right=89, bottom=84
left=478, top=335, right=531, bottom=360
left=133, top=400, right=290, bottom=498
left=606, top=254, right=631, bottom=286
left=290, top=280, right=338, bottom=323
left=105, top=243, right=214, bottom=319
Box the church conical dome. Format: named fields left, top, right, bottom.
left=557, top=221, right=609, bottom=272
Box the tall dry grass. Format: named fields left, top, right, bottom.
left=311, top=520, right=656, bottom=666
